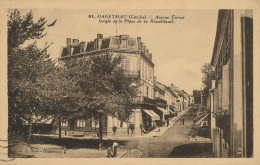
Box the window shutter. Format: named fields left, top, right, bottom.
left=222, top=64, right=229, bottom=111
left=217, top=80, right=222, bottom=113
left=126, top=58, right=130, bottom=71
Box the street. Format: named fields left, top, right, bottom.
left=9, top=109, right=213, bottom=158
left=121, top=109, right=213, bottom=158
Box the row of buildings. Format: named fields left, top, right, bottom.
left=33, top=34, right=192, bottom=138
left=204, top=10, right=253, bottom=158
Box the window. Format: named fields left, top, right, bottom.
left=77, top=119, right=86, bottom=128
left=149, top=68, right=152, bottom=81
left=147, top=86, right=149, bottom=97
left=120, top=40, right=127, bottom=48
left=150, top=87, right=153, bottom=98
left=142, top=61, right=144, bottom=78
left=145, top=64, right=147, bottom=79
left=217, top=80, right=222, bottom=112
left=143, top=84, right=146, bottom=96
left=120, top=58, right=129, bottom=71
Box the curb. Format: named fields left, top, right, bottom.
left=117, top=150, right=128, bottom=158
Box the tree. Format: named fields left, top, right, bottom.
left=200, top=63, right=216, bottom=106
left=8, top=9, right=55, bottom=144
left=201, top=63, right=216, bottom=95
left=62, top=53, right=140, bottom=148
left=192, top=89, right=201, bottom=105
left=8, top=9, right=47, bottom=50
left=35, top=66, right=85, bottom=139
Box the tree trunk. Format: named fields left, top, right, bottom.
left=59, top=116, right=62, bottom=139
left=99, top=114, right=103, bottom=150
left=27, top=117, right=32, bottom=147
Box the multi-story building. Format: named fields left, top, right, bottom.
left=58, top=34, right=162, bottom=137
left=181, top=90, right=189, bottom=110
left=154, top=81, right=178, bottom=120
left=209, top=10, right=253, bottom=157
left=169, top=84, right=181, bottom=112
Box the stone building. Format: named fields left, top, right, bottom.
left=209, top=10, right=253, bottom=157
left=58, top=34, right=162, bottom=137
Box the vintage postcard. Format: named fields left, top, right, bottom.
left=0, top=0, right=259, bottom=165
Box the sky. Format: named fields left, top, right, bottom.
left=11, top=9, right=218, bottom=94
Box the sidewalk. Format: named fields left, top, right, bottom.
left=146, top=108, right=190, bottom=137
left=32, top=108, right=190, bottom=140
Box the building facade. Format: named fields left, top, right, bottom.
left=58, top=34, right=164, bottom=137
left=209, top=10, right=253, bottom=158
left=154, top=81, right=178, bottom=120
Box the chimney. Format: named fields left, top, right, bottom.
left=137, top=37, right=141, bottom=50
left=137, top=36, right=141, bottom=43
left=80, top=42, right=86, bottom=53
left=146, top=49, right=149, bottom=56
left=171, top=84, right=174, bottom=90
left=96, top=34, right=103, bottom=50
left=72, top=39, right=79, bottom=44
left=97, top=34, right=103, bottom=39
left=120, top=34, right=129, bottom=40
left=149, top=53, right=152, bottom=60
left=142, top=44, right=146, bottom=54
left=67, top=45, right=72, bottom=55
left=66, top=38, right=71, bottom=45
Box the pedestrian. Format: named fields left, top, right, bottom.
left=112, top=141, right=119, bottom=157
left=180, top=117, right=183, bottom=125
left=193, top=117, right=196, bottom=125
left=167, top=118, right=170, bottom=127
left=182, top=117, right=185, bottom=125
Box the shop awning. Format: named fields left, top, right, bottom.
left=143, top=109, right=160, bottom=121
left=156, top=107, right=170, bottom=115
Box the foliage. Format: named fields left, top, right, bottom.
left=8, top=9, right=55, bottom=140
left=8, top=9, right=139, bottom=142
left=8, top=9, right=47, bottom=50
left=63, top=54, right=140, bottom=120
left=201, top=63, right=216, bottom=95
left=192, top=89, right=201, bottom=104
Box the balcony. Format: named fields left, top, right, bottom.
left=132, top=96, right=167, bottom=108
left=154, top=97, right=167, bottom=108
left=132, top=96, right=156, bottom=105
left=124, top=70, right=140, bottom=78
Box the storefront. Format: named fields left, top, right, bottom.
left=142, top=109, right=160, bottom=131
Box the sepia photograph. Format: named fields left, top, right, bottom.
left=0, top=1, right=259, bottom=163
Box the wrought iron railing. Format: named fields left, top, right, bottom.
left=124, top=70, right=140, bottom=78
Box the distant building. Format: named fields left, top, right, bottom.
left=189, top=96, right=195, bottom=105
left=154, top=81, right=178, bottom=120
left=209, top=10, right=253, bottom=157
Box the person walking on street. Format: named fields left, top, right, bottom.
left=180, top=117, right=183, bottom=125
left=182, top=117, right=185, bottom=125
left=193, top=117, right=196, bottom=125
left=167, top=118, right=170, bottom=127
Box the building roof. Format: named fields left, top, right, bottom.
left=156, top=81, right=178, bottom=98
left=60, top=34, right=154, bottom=66
left=211, top=10, right=230, bottom=66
